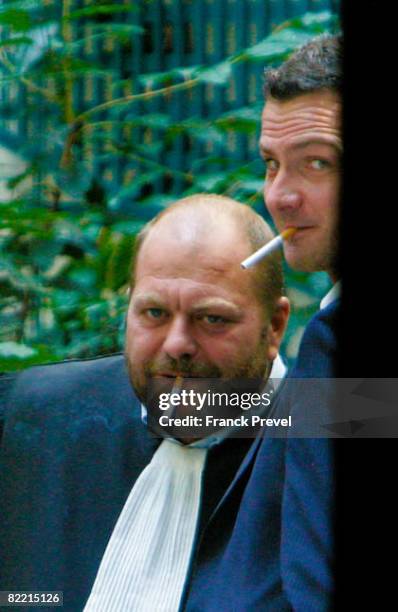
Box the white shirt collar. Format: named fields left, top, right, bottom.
left=320, top=280, right=341, bottom=310
left=269, top=353, right=286, bottom=379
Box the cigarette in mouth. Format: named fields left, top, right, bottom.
left=240, top=227, right=297, bottom=269
left=171, top=375, right=183, bottom=396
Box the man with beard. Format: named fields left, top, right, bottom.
left=0, top=194, right=289, bottom=611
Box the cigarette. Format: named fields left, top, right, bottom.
left=171, top=375, right=183, bottom=396
left=240, top=227, right=297, bottom=269
left=168, top=375, right=183, bottom=416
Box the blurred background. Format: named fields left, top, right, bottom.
left=0, top=0, right=340, bottom=372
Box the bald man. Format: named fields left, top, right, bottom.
left=0, top=195, right=289, bottom=612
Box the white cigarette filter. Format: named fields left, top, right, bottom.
left=240, top=227, right=297, bottom=269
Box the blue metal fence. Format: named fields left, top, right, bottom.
left=1, top=0, right=340, bottom=198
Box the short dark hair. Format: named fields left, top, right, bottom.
left=264, top=34, right=342, bottom=101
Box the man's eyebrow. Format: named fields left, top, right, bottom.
left=289, top=138, right=342, bottom=152
left=260, top=138, right=342, bottom=156
left=190, top=298, right=243, bottom=316
left=131, top=293, right=166, bottom=308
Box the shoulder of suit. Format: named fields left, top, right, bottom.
left=0, top=372, right=19, bottom=426
left=9, top=352, right=127, bottom=390
left=292, top=299, right=340, bottom=378
left=2, top=353, right=137, bottom=423
left=307, top=299, right=340, bottom=341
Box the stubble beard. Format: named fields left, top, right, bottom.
left=124, top=334, right=271, bottom=405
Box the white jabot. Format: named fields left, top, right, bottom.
left=320, top=281, right=341, bottom=310
left=84, top=439, right=207, bottom=612
left=84, top=355, right=287, bottom=612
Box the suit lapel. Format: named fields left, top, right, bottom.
left=204, top=432, right=263, bottom=524
left=203, top=372, right=291, bottom=525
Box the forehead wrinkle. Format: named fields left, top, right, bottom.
left=132, top=278, right=240, bottom=305
left=262, top=106, right=340, bottom=134
left=264, top=119, right=338, bottom=133
left=263, top=116, right=339, bottom=133
left=264, top=106, right=339, bottom=122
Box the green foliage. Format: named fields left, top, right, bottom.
left=0, top=1, right=339, bottom=371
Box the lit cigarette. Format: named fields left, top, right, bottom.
left=171, top=375, right=183, bottom=396
left=240, top=227, right=297, bottom=269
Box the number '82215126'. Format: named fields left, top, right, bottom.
left=0, top=591, right=63, bottom=606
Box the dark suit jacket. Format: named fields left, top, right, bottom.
left=183, top=299, right=339, bottom=612
left=0, top=355, right=253, bottom=611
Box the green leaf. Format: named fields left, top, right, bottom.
left=140, top=113, right=174, bottom=129
left=196, top=60, right=232, bottom=85
left=84, top=302, right=108, bottom=325
left=68, top=267, right=97, bottom=290
left=65, top=5, right=137, bottom=21
left=173, top=65, right=201, bottom=81
left=64, top=25, right=144, bottom=52
left=139, top=65, right=200, bottom=89
left=52, top=219, right=92, bottom=251
left=0, top=258, right=48, bottom=294
left=298, top=11, right=335, bottom=29
left=0, top=342, right=57, bottom=371
left=43, top=255, right=72, bottom=281
left=232, top=179, right=264, bottom=194
left=215, top=105, right=262, bottom=133
left=39, top=57, right=116, bottom=78
left=108, top=170, right=165, bottom=211
left=195, top=172, right=228, bottom=191
left=0, top=9, right=31, bottom=32
left=30, top=240, right=63, bottom=271
left=0, top=0, right=44, bottom=13
left=51, top=288, right=81, bottom=311
left=0, top=35, right=33, bottom=49
left=103, top=234, right=135, bottom=290
left=0, top=341, right=36, bottom=359
left=184, top=125, right=226, bottom=147
left=111, top=220, right=145, bottom=235
left=244, top=28, right=313, bottom=62
left=139, top=69, right=176, bottom=89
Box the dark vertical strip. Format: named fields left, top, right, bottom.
left=202, top=0, right=225, bottom=170
left=184, top=0, right=206, bottom=189
left=164, top=0, right=184, bottom=193
left=226, top=0, right=247, bottom=169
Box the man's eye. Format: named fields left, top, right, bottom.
left=201, top=314, right=228, bottom=325
left=309, top=159, right=329, bottom=170
left=264, top=158, right=278, bottom=179
left=146, top=308, right=166, bottom=319
left=265, top=158, right=278, bottom=171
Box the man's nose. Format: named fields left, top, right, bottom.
left=162, top=316, right=198, bottom=361
left=265, top=172, right=303, bottom=213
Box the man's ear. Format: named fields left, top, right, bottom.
left=266, top=296, right=290, bottom=361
